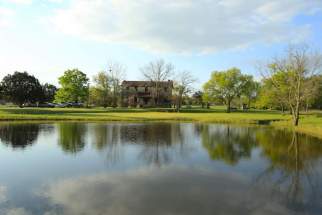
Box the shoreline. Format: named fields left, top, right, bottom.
left=0, top=107, right=321, bottom=139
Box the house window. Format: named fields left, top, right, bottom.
left=164, top=87, right=167, bottom=92
left=135, top=86, right=138, bottom=91
left=145, top=87, right=149, bottom=92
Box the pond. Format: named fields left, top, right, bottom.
left=0, top=122, right=322, bottom=215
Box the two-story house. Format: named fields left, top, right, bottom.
left=121, top=80, right=173, bottom=107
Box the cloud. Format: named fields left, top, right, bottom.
left=0, top=185, right=7, bottom=204
left=49, top=0, right=322, bottom=53
left=3, top=208, right=30, bottom=215
left=0, top=7, right=15, bottom=28
left=4, top=0, right=32, bottom=5
left=39, top=166, right=295, bottom=215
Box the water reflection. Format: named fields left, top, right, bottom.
left=256, top=130, right=322, bottom=213
left=39, top=167, right=295, bottom=215
left=58, top=123, right=87, bottom=154
left=0, top=123, right=41, bottom=149
left=90, top=123, right=194, bottom=166
left=91, top=124, right=123, bottom=164
left=201, top=125, right=257, bottom=165
left=0, top=122, right=322, bottom=215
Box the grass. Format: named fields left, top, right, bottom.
left=0, top=105, right=322, bottom=138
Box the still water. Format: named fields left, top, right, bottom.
left=0, top=122, right=322, bottom=215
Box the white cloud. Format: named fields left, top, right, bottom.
left=0, top=7, right=15, bottom=28
left=38, top=166, right=295, bottom=215
left=4, top=0, right=32, bottom=5
left=49, top=0, right=322, bottom=53
left=47, top=0, right=64, bottom=3
left=0, top=185, right=7, bottom=203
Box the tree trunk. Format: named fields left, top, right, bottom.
left=305, top=101, right=309, bottom=113
left=227, top=100, right=231, bottom=113
left=292, top=103, right=300, bottom=126
left=176, top=96, right=180, bottom=112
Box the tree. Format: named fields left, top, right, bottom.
left=42, top=83, right=57, bottom=103
left=55, top=69, right=89, bottom=103
left=91, top=71, right=110, bottom=108
left=0, top=84, right=3, bottom=101
left=203, top=68, right=249, bottom=113
left=1, top=71, right=43, bottom=107
left=264, top=45, right=322, bottom=126
left=192, top=91, right=204, bottom=107
left=241, top=76, right=259, bottom=108
left=302, top=75, right=321, bottom=112
left=141, top=59, right=174, bottom=106
left=108, top=63, right=126, bottom=107
left=311, top=75, right=322, bottom=109
left=256, top=77, right=288, bottom=111
left=173, top=71, right=196, bottom=111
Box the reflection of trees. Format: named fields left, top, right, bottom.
left=0, top=123, right=40, bottom=149
left=256, top=129, right=322, bottom=211
left=91, top=124, right=123, bottom=164
left=125, top=123, right=193, bottom=166
left=91, top=123, right=194, bottom=166
left=201, top=125, right=257, bottom=165
left=58, top=123, right=87, bottom=154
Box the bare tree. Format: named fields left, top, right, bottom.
left=266, top=45, right=322, bottom=126
left=174, top=71, right=197, bottom=111
left=140, top=59, right=174, bottom=106
left=108, top=62, right=126, bottom=107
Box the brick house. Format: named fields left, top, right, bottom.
left=121, top=80, right=173, bottom=107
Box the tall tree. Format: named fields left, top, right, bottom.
left=203, top=68, right=249, bottom=113
left=1, top=71, right=43, bottom=107
left=141, top=59, right=174, bottom=106
left=91, top=71, right=110, bottom=108
left=0, top=84, right=3, bottom=101
left=241, top=76, right=260, bottom=108
left=173, top=71, right=196, bottom=111
left=192, top=91, right=204, bottom=107
left=55, top=69, right=89, bottom=103
left=311, top=75, right=322, bottom=109
left=108, top=63, right=126, bottom=107
left=265, top=45, right=322, bottom=126
left=257, top=77, right=288, bottom=111
left=42, top=83, right=57, bottom=103
left=302, top=75, right=321, bottom=112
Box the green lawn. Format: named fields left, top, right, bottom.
left=1, top=106, right=322, bottom=138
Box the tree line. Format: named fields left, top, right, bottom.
left=0, top=45, right=321, bottom=126
left=0, top=60, right=196, bottom=110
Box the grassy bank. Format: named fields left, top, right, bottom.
left=1, top=106, right=322, bottom=138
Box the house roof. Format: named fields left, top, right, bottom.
left=122, top=80, right=173, bottom=87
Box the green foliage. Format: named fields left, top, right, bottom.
left=55, top=69, right=89, bottom=103
left=42, top=83, right=57, bottom=103
left=192, top=91, right=203, bottom=105
left=203, top=68, right=254, bottom=112
left=90, top=71, right=110, bottom=107
left=1, top=71, right=43, bottom=107
left=256, top=77, right=286, bottom=110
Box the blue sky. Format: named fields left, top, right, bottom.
left=0, top=0, right=321, bottom=88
